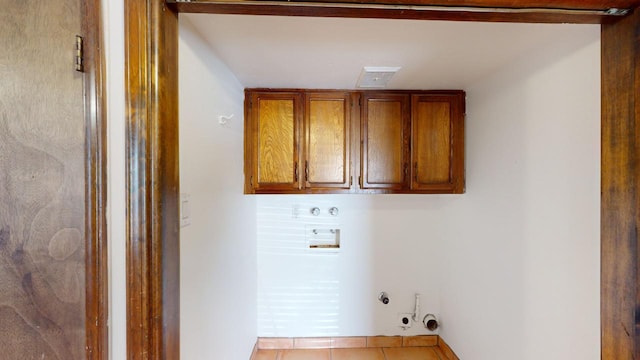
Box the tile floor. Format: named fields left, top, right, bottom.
left=251, top=336, right=457, bottom=360
left=253, top=346, right=447, bottom=360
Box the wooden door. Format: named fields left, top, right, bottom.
left=248, top=91, right=302, bottom=192
left=0, top=1, right=91, bottom=359
left=411, top=93, right=465, bottom=193
left=304, top=92, right=352, bottom=190
left=361, top=93, right=410, bottom=190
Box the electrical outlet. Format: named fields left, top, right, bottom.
left=398, top=313, right=413, bottom=328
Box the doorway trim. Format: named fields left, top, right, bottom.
left=124, top=0, right=180, bottom=359
left=601, top=10, right=640, bottom=359
left=84, top=0, right=109, bottom=358
left=124, top=1, right=640, bottom=358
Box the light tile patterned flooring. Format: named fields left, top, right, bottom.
left=254, top=346, right=446, bottom=360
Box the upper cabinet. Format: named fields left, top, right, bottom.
left=245, top=91, right=302, bottom=192
left=245, top=89, right=465, bottom=194
left=360, top=93, right=410, bottom=190
left=304, top=92, right=353, bottom=190
left=410, top=93, right=465, bottom=193
left=245, top=89, right=353, bottom=194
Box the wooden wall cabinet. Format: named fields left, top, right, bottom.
left=360, top=93, right=411, bottom=190
left=359, top=91, right=465, bottom=194
left=304, top=91, right=353, bottom=191
left=245, top=89, right=464, bottom=194
left=245, top=89, right=353, bottom=193
left=245, top=91, right=302, bottom=192
left=410, top=93, right=465, bottom=193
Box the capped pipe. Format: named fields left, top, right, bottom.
left=423, top=314, right=439, bottom=331
left=378, top=292, right=389, bottom=305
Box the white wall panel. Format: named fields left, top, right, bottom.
left=257, top=195, right=444, bottom=337
left=439, top=26, right=601, bottom=360
left=179, top=17, right=257, bottom=360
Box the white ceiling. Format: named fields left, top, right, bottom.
left=183, top=13, right=598, bottom=90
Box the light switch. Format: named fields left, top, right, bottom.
left=180, top=193, right=191, bottom=228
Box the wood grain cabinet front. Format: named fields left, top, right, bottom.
left=360, top=93, right=410, bottom=190
left=410, top=92, right=465, bottom=193
left=245, top=90, right=353, bottom=193
left=245, top=90, right=303, bottom=192
left=245, top=89, right=465, bottom=194
left=304, top=91, right=353, bottom=191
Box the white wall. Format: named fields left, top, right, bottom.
left=257, top=195, right=445, bottom=337
left=439, top=27, right=601, bottom=360
left=103, top=7, right=257, bottom=360
left=179, top=17, right=257, bottom=360
left=257, top=24, right=601, bottom=360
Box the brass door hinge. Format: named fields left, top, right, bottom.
left=75, top=35, right=84, bottom=72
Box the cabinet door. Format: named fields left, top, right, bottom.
left=361, top=93, right=410, bottom=190
left=304, top=92, right=352, bottom=190
left=248, top=91, right=302, bottom=192
left=411, top=93, right=465, bottom=193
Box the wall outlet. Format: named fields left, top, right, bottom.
left=398, top=313, right=413, bottom=328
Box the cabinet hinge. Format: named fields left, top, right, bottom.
left=75, top=35, right=84, bottom=72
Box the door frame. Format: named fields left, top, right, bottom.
left=124, top=1, right=180, bottom=359
left=123, top=1, right=640, bottom=358
left=83, top=0, right=109, bottom=359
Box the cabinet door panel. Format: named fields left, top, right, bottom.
left=411, top=93, right=465, bottom=192
left=414, top=101, right=451, bottom=183
left=251, top=92, right=302, bottom=191
left=258, top=99, right=295, bottom=183
left=305, top=92, right=351, bottom=189
left=361, top=94, right=409, bottom=189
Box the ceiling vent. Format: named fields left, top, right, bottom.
left=356, top=66, right=401, bottom=88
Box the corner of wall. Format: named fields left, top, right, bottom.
left=178, top=19, right=257, bottom=360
